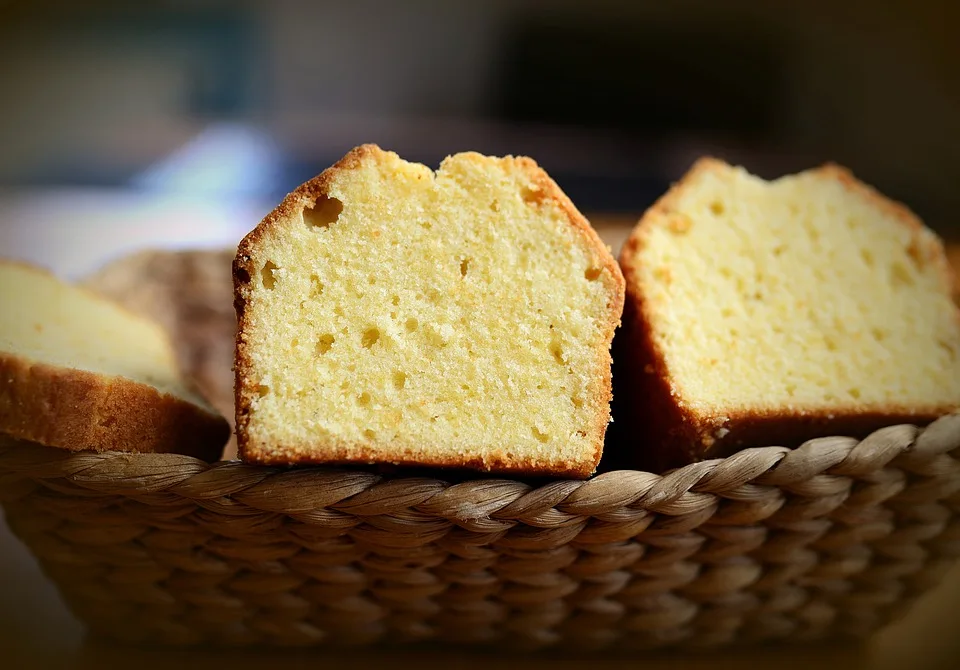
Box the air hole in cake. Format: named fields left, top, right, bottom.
left=521, top=186, right=541, bottom=205
left=291, top=337, right=299, bottom=348
left=425, top=326, right=447, bottom=348
left=824, top=336, right=838, bottom=352
left=785, top=383, right=796, bottom=397
left=772, top=245, right=786, bottom=257
left=357, top=392, right=371, bottom=407
left=669, top=215, right=692, bottom=234
left=490, top=200, right=500, bottom=212
left=460, top=258, right=470, bottom=277
left=549, top=335, right=565, bottom=365
left=709, top=201, right=725, bottom=215
left=585, top=267, right=602, bottom=281
left=261, top=261, right=278, bottom=289
left=721, top=307, right=735, bottom=319
left=531, top=426, right=550, bottom=443
left=316, top=334, right=335, bottom=355
left=860, top=249, right=875, bottom=269
left=907, top=240, right=925, bottom=270
left=368, top=274, right=377, bottom=285
left=572, top=397, right=583, bottom=408
left=891, top=262, right=915, bottom=288
left=393, top=371, right=406, bottom=390
left=849, top=388, right=861, bottom=399
left=405, top=318, right=418, bottom=333
left=303, top=196, right=343, bottom=229
left=392, top=295, right=400, bottom=306
left=364, top=429, right=376, bottom=440
left=420, top=221, right=432, bottom=230
left=872, top=328, right=887, bottom=342
left=256, top=385, right=270, bottom=397
left=309, top=274, right=324, bottom=297
left=362, top=328, right=381, bottom=348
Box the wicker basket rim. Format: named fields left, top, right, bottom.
left=2, top=414, right=958, bottom=521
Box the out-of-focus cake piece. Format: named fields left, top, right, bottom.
left=616, top=158, right=960, bottom=470
left=0, top=260, right=230, bottom=459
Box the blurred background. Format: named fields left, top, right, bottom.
left=0, top=0, right=958, bottom=276
left=2, top=3, right=960, bottom=667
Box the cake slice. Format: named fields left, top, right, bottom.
left=616, top=158, right=960, bottom=470
left=0, top=260, right=230, bottom=460
left=234, top=144, right=624, bottom=477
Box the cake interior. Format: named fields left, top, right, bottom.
left=239, top=151, right=616, bottom=468
left=634, top=163, right=960, bottom=418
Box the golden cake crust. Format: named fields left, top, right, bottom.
left=234, top=144, right=624, bottom=477
left=0, top=354, right=228, bottom=461
left=615, top=158, right=960, bottom=471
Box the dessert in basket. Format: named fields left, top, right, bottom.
left=0, top=149, right=958, bottom=651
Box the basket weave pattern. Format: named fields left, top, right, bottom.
left=2, top=414, right=959, bottom=650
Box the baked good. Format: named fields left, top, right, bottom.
left=0, top=260, right=230, bottom=460
left=615, top=158, right=960, bottom=470
left=84, top=249, right=239, bottom=459
left=234, top=144, right=624, bottom=477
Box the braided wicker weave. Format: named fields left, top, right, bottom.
left=1, top=413, right=959, bottom=650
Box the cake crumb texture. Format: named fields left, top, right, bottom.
left=234, top=144, right=624, bottom=477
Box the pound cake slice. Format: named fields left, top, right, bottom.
left=0, top=261, right=230, bottom=460
left=234, top=144, right=624, bottom=477
left=616, top=158, right=960, bottom=470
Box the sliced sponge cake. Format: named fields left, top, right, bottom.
left=617, top=158, right=960, bottom=470
left=0, top=261, right=230, bottom=460
left=234, top=144, right=624, bottom=477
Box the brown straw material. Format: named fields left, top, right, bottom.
left=1, top=412, right=959, bottom=649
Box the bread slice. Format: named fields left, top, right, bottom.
left=616, top=158, right=960, bottom=470
left=234, top=144, right=624, bottom=477
left=0, top=260, right=230, bottom=460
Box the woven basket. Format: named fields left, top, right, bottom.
left=2, top=413, right=959, bottom=650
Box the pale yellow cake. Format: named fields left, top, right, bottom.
left=234, top=144, right=624, bottom=477
left=617, top=158, right=960, bottom=468
left=0, top=260, right=230, bottom=460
